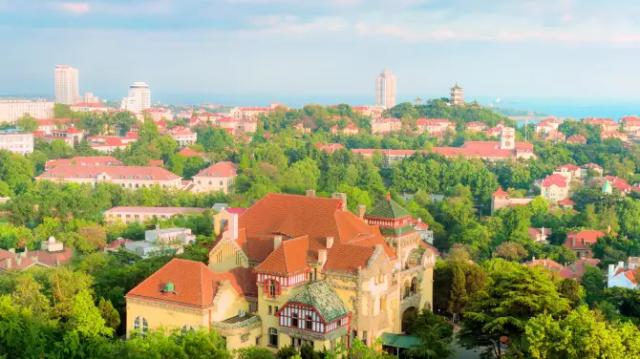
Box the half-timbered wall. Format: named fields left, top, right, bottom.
left=278, top=303, right=348, bottom=334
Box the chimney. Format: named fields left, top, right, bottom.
left=326, top=236, right=334, bottom=249
left=608, top=263, right=615, bottom=278
left=5, top=258, right=11, bottom=269
left=8, top=248, right=15, bottom=253
left=274, top=235, right=283, bottom=250
left=306, top=189, right=316, bottom=197
left=332, top=192, right=347, bottom=210
left=318, top=249, right=327, bottom=266
left=358, top=204, right=366, bottom=219
left=230, top=213, right=239, bottom=240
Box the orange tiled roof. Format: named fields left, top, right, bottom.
left=126, top=258, right=246, bottom=307
left=37, top=165, right=180, bottom=181
left=237, top=193, right=396, bottom=274
left=195, top=161, right=237, bottom=178
left=255, top=236, right=310, bottom=276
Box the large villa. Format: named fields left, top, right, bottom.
left=125, top=192, right=436, bottom=353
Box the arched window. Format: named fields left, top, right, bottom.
left=133, top=316, right=141, bottom=330
left=403, top=281, right=411, bottom=299
left=142, top=318, right=148, bottom=333
left=410, top=277, right=418, bottom=294
left=292, top=313, right=299, bottom=327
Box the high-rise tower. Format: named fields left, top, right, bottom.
left=54, top=65, right=80, bottom=105
left=375, top=69, right=397, bottom=109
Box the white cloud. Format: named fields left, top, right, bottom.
left=59, top=2, right=91, bottom=15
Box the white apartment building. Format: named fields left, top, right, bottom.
left=121, top=82, right=151, bottom=114
left=0, top=100, right=54, bottom=123
left=375, top=69, right=397, bottom=109
left=0, top=131, right=34, bottom=154
left=54, top=65, right=80, bottom=105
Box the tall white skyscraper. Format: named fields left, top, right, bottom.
left=375, top=69, right=397, bottom=109
left=54, top=65, right=80, bottom=105
left=120, top=82, right=151, bottom=114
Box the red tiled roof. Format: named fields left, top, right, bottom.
left=30, top=248, right=73, bottom=267
left=493, top=187, right=509, bottom=198
left=558, top=198, right=575, bottom=206
left=237, top=193, right=395, bottom=273
left=255, top=236, right=310, bottom=276
left=37, top=165, right=181, bottom=181
left=126, top=258, right=246, bottom=308
left=195, top=161, right=237, bottom=178
left=541, top=174, right=568, bottom=188
left=567, top=135, right=587, bottom=143
left=527, top=258, right=564, bottom=273
left=557, top=164, right=580, bottom=171
left=178, top=147, right=204, bottom=157
left=565, top=230, right=606, bottom=250
left=604, top=176, right=633, bottom=193
left=45, top=156, right=122, bottom=169
left=416, top=118, right=451, bottom=126
left=560, top=258, right=600, bottom=279
left=105, top=206, right=206, bottom=215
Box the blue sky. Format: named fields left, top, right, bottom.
left=1, top=0, right=640, bottom=106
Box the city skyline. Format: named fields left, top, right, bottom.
left=1, top=0, right=640, bottom=105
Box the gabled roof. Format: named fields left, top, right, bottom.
left=126, top=258, right=245, bottom=307
left=237, top=193, right=395, bottom=273
left=195, top=161, right=237, bottom=178
left=37, top=165, right=180, bottom=181
left=366, top=194, right=410, bottom=219
left=493, top=187, right=509, bottom=198
left=254, top=236, right=310, bottom=276
left=541, top=174, right=568, bottom=188
left=178, top=147, right=204, bottom=158
left=286, top=281, right=348, bottom=322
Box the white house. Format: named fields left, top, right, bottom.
left=608, top=261, right=638, bottom=289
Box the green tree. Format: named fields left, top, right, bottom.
left=460, top=259, right=570, bottom=357
left=67, top=289, right=112, bottom=338
left=16, top=114, right=39, bottom=131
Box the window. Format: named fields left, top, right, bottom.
left=275, top=306, right=279, bottom=313
left=305, top=315, right=313, bottom=330
left=268, top=305, right=272, bottom=315
left=241, top=334, right=250, bottom=343
left=292, top=313, right=299, bottom=327
left=268, top=328, right=278, bottom=347
left=133, top=316, right=148, bottom=334
left=410, top=277, right=418, bottom=294
left=265, top=279, right=280, bottom=298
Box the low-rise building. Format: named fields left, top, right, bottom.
left=371, top=117, right=401, bottom=135
left=608, top=261, right=638, bottom=289
left=124, top=227, right=196, bottom=258
left=583, top=118, right=619, bottom=133
left=540, top=174, right=570, bottom=203
left=0, top=99, right=54, bottom=123
left=491, top=187, right=533, bottom=213
left=104, top=206, right=206, bottom=224
left=528, top=227, right=551, bottom=243
left=432, top=127, right=535, bottom=161
left=0, top=130, right=33, bottom=154
left=416, top=118, right=454, bottom=136
left=70, top=102, right=110, bottom=113
left=125, top=192, right=436, bottom=352
left=0, top=236, right=73, bottom=271
left=37, top=165, right=182, bottom=189
left=564, top=230, right=606, bottom=258
left=45, top=156, right=122, bottom=170
left=192, top=161, right=237, bottom=194
left=169, top=126, right=197, bottom=147
left=567, top=134, right=587, bottom=144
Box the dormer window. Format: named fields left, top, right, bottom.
left=162, top=282, right=176, bottom=294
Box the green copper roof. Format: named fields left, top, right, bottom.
left=367, top=195, right=410, bottom=219
left=602, top=180, right=612, bottom=194
left=288, top=281, right=348, bottom=322
left=380, top=225, right=415, bottom=236
left=381, top=333, right=421, bottom=349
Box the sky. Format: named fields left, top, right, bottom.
left=1, top=0, right=640, bottom=107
